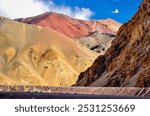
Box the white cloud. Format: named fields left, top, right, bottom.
left=0, top=0, right=94, bottom=20
left=112, top=9, right=119, bottom=14
left=44, top=1, right=94, bottom=20
left=0, top=0, right=49, bottom=18
left=73, top=7, right=94, bottom=20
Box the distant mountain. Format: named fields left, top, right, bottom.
left=75, top=31, right=115, bottom=54
left=15, top=12, right=121, bottom=38
left=0, top=16, right=98, bottom=86
left=76, top=0, right=150, bottom=87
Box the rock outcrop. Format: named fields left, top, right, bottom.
left=15, top=12, right=121, bottom=38
left=76, top=0, right=150, bottom=87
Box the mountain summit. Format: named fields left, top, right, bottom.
left=16, top=12, right=121, bottom=38
left=76, top=0, right=150, bottom=87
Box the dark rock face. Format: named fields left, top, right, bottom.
left=76, top=0, right=150, bottom=87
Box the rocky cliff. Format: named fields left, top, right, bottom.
left=76, top=0, right=150, bottom=87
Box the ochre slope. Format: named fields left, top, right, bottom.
left=76, top=0, right=150, bottom=87
left=0, top=17, right=98, bottom=86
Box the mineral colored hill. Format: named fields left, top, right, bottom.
left=0, top=17, right=98, bottom=86
left=76, top=0, right=150, bottom=87
left=15, top=12, right=121, bottom=38
left=75, top=31, right=115, bottom=54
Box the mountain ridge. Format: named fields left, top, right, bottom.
left=15, top=12, right=121, bottom=38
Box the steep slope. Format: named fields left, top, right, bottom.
left=75, top=31, right=115, bottom=54
left=15, top=12, right=121, bottom=38
left=0, top=17, right=98, bottom=86
left=76, top=0, right=150, bottom=87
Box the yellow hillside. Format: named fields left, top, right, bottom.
left=0, top=17, right=98, bottom=86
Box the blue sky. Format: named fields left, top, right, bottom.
left=0, top=0, right=143, bottom=24
left=49, top=0, right=143, bottom=24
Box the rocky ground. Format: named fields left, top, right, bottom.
left=1, top=92, right=150, bottom=99
left=75, top=31, right=115, bottom=54
left=0, top=85, right=150, bottom=98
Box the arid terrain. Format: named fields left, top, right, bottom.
left=16, top=12, right=121, bottom=54
left=0, top=16, right=99, bottom=86
left=75, top=31, right=115, bottom=54
left=0, top=85, right=150, bottom=98
left=0, top=10, right=122, bottom=87
left=0, top=0, right=149, bottom=99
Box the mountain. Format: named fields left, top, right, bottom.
left=15, top=12, right=121, bottom=38
left=16, top=12, right=121, bottom=55
left=0, top=16, right=98, bottom=86
left=76, top=0, right=150, bottom=87
left=75, top=31, right=115, bottom=54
